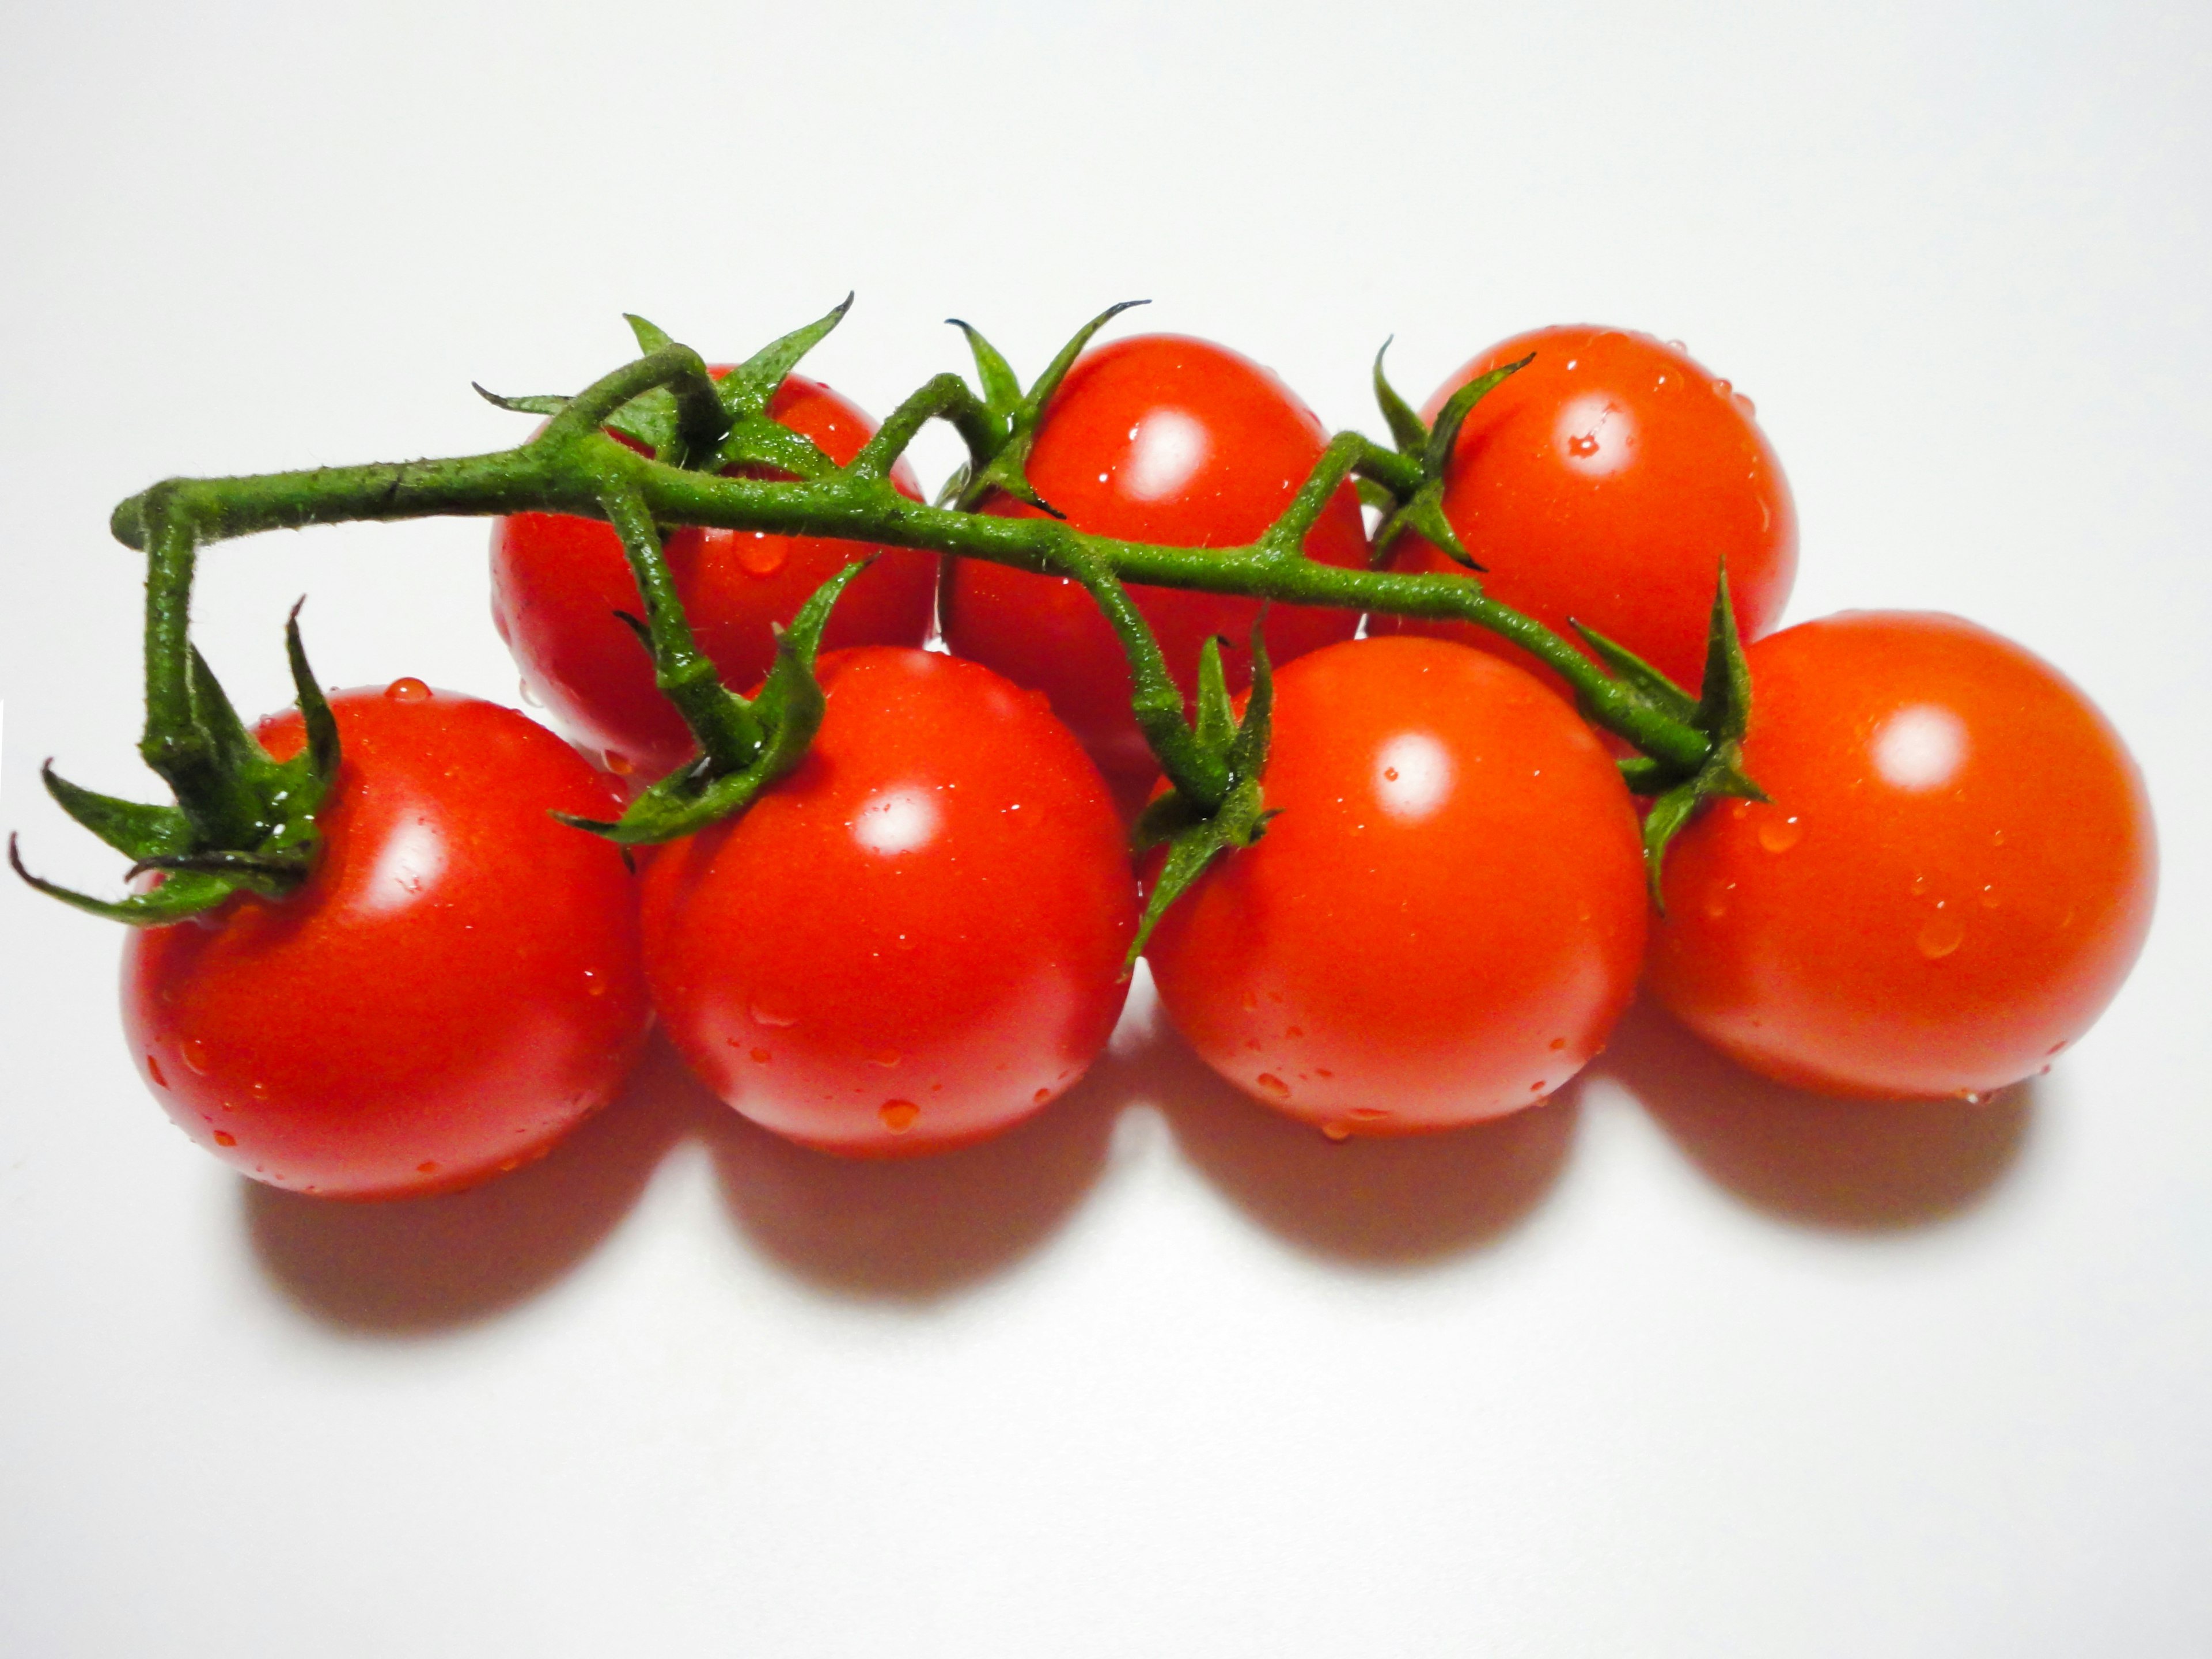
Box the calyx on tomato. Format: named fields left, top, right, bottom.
left=1361, top=340, right=1532, bottom=570
left=12, top=602, right=342, bottom=926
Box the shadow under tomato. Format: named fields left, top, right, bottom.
left=1589, top=999, right=2035, bottom=1230
left=1137, top=1007, right=1579, bottom=1266
left=698, top=1047, right=1126, bottom=1304
left=243, top=1035, right=713, bottom=1334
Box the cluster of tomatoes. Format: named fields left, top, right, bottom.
left=122, top=325, right=2157, bottom=1199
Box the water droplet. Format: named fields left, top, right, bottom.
left=1733, top=392, right=1757, bottom=417
left=1255, top=1073, right=1290, bottom=1099
left=1713, top=378, right=1733, bottom=399
left=895, top=933, right=915, bottom=951
left=1990, top=828, right=2006, bottom=847
left=384, top=676, right=431, bottom=703
left=1757, top=814, right=1803, bottom=853
left=878, top=1100, right=919, bottom=1132
left=518, top=678, right=543, bottom=707
left=1666, top=339, right=1686, bottom=352
left=585, top=971, right=608, bottom=997
left=1032, top=1087, right=1051, bottom=1105
left=749, top=994, right=799, bottom=1028
left=603, top=750, right=634, bottom=776
left=1952, top=1089, right=1986, bottom=1106
left=1567, top=433, right=1600, bottom=458
left=1529, top=1080, right=1547, bottom=1092
left=1909, top=873, right=1929, bottom=896
left=869, top=1048, right=900, bottom=1068
left=416, top=1161, right=439, bottom=1174
left=1382, top=766, right=1399, bottom=781
left=1979, top=884, right=2001, bottom=910
left=1241, top=990, right=1258, bottom=1013
left=145, top=1055, right=168, bottom=1088
left=736, top=533, right=787, bottom=577
left=1315, top=1068, right=1334, bottom=1079
left=1549, top=1037, right=1567, bottom=1052
left=749, top=1047, right=770, bottom=1064
left=1702, top=881, right=1734, bottom=920
left=1244, top=1039, right=1263, bottom=1052
left=248, top=1080, right=270, bottom=1101
left=212, top=1130, right=236, bottom=1147
left=181, top=1039, right=213, bottom=1075
left=1321, top=1122, right=1352, bottom=1142
left=1350, top=1107, right=1390, bottom=1122
left=1917, top=913, right=1965, bottom=959
left=1729, top=799, right=1751, bottom=821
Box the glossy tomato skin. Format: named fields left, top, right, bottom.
left=1648, top=612, right=2156, bottom=1099
left=641, top=647, right=1138, bottom=1157
left=122, top=684, right=653, bottom=1199
left=940, top=334, right=1369, bottom=781
left=491, top=374, right=931, bottom=780
left=1383, top=325, right=1797, bottom=696
left=1145, top=635, right=1647, bottom=1134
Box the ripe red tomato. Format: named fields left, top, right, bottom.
left=1647, top=612, right=2156, bottom=1099
left=123, top=682, right=653, bottom=1198
left=1382, top=325, right=1797, bottom=696
left=491, top=374, right=933, bottom=781
left=640, top=647, right=1139, bottom=1157
left=940, top=334, right=1370, bottom=781
left=1144, top=635, right=1647, bottom=1135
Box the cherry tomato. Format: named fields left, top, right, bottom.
left=1382, top=325, right=1797, bottom=696
left=641, top=647, right=1138, bottom=1157
left=940, top=334, right=1369, bottom=780
left=491, top=374, right=932, bottom=780
left=123, top=682, right=653, bottom=1199
left=1647, top=612, right=2156, bottom=1099
left=1144, top=635, right=1647, bottom=1135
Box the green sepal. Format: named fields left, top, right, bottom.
left=1569, top=619, right=1699, bottom=726
left=716, top=294, right=853, bottom=421
left=559, top=562, right=864, bottom=846
left=41, top=765, right=191, bottom=862
left=1691, top=562, right=1755, bottom=745
left=1190, top=636, right=1236, bottom=756
left=1355, top=476, right=1399, bottom=516
left=690, top=297, right=854, bottom=480
left=474, top=386, right=569, bottom=418
left=9, top=835, right=245, bottom=926
left=1421, top=353, right=1529, bottom=480
left=953, top=300, right=1148, bottom=514
left=949, top=320, right=1024, bottom=425
left=283, top=599, right=341, bottom=794
left=1373, top=339, right=1429, bottom=456
left=1373, top=486, right=1480, bottom=570
left=625, top=314, right=676, bottom=354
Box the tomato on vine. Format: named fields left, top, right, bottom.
left=1647, top=612, right=2156, bottom=1099
left=640, top=647, right=1138, bottom=1157
left=1380, top=325, right=1797, bottom=697
left=941, top=334, right=1369, bottom=779
left=491, top=374, right=932, bottom=780
left=1143, top=635, right=1647, bottom=1135
left=123, top=684, right=653, bottom=1199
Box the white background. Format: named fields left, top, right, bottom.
left=3, top=3, right=2208, bottom=1653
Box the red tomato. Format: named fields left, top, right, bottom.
left=491, top=374, right=933, bottom=781
left=1382, top=325, right=1797, bottom=696
left=940, top=334, right=1369, bottom=781
left=123, top=682, right=653, bottom=1198
left=1647, top=612, right=2156, bottom=1099
left=641, top=647, right=1138, bottom=1157
left=1144, top=635, right=1647, bottom=1135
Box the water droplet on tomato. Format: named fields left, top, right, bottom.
left=1713, top=378, right=1732, bottom=399
left=213, top=1130, right=236, bottom=1147
left=1953, top=1089, right=1987, bottom=1105
left=1350, top=1107, right=1390, bottom=1122
left=870, top=1048, right=900, bottom=1068
left=1321, top=1121, right=1352, bottom=1142
left=603, top=750, right=634, bottom=776
left=2047, top=1039, right=2069, bottom=1055
left=1666, top=339, right=1686, bottom=352
left=1255, top=1073, right=1290, bottom=1099
left=181, top=1039, right=213, bottom=1075
left=1990, top=827, right=2006, bottom=847
left=1979, top=884, right=2002, bottom=910
left=749, top=994, right=799, bottom=1028
left=1382, top=766, right=1399, bottom=781
left=248, top=1080, right=270, bottom=1101
left=1549, top=1036, right=1567, bottom=1051
left=385, top=676, right=431, bottom=703
left=1530, top=1080, right=1547, bottom=1092
left=1756, top=814, right=1803, bottom=853
left=1702, top=881, right=1734, bottom=921
left=518, top=678, right=543, bottom=707
left=1567, top=433, right=1600, bottom=458
left=736, top=533, right=787, bottom=577
left=879, top=1100, right=920, bottom=1132
left=416, top=1161, right=439, bottom=1174
left=749, top=1047, right=770, bottom=1064
left=1033, top=1086, right=1051, bottom=1105
left=1241, top=990, right=1259, bottom=1013
left=1917, top=914, right=1965, bottom=959
left=146, top=1055, right=168, bottom=1088
left=1908, top=873, right=1929, bottom=896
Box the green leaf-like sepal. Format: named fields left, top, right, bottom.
left=558, top=562, right=865, bottom=846
left=41, top=766, right=190, bottom=861
left=952, top=300, right=1148, bottom=514
left=474, top=386, right=570, bottom=418
left=625, top=314, right=676, bottom=354
left=1373, top=339, right=1429, bottom=456
left=717, top=294, right=853, bottom=420
left=1569, top=620, right=1699, bottom=726
left=1373, top=486, right=1481, bottom=570
left=949, top=320, right=1024, bottom=425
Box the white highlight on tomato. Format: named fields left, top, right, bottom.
left=1120, top=408, right=1210, bottom=501
left=851, top=787, right=941, bottom=855
left=1374, top=732, right=1455, bottom=822
left=358, top=816, right=446, bottom=913
left=1554, top=392, right=1635, bottom=476
left=1872, top=703, right=1969, bottom=791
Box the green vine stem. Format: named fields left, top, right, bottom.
left=108, top=341, right=1716, bottom=778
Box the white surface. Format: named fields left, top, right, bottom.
left=3, top=3, right=2207, bottom=1653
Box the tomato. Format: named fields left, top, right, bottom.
left=1647, top=612, right=2156, bottom=1099
left=940, top=334, right=1369, bottom=781
left=123, top=681, right=653, bottom=1198
left=640, top=647, right=1138, bottom=1157
left=1144, top=635, right=1647, bottom=1135
left=491, top=374, right=933, bottom=781
left=1381, top=325, right=1797, bottom=697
